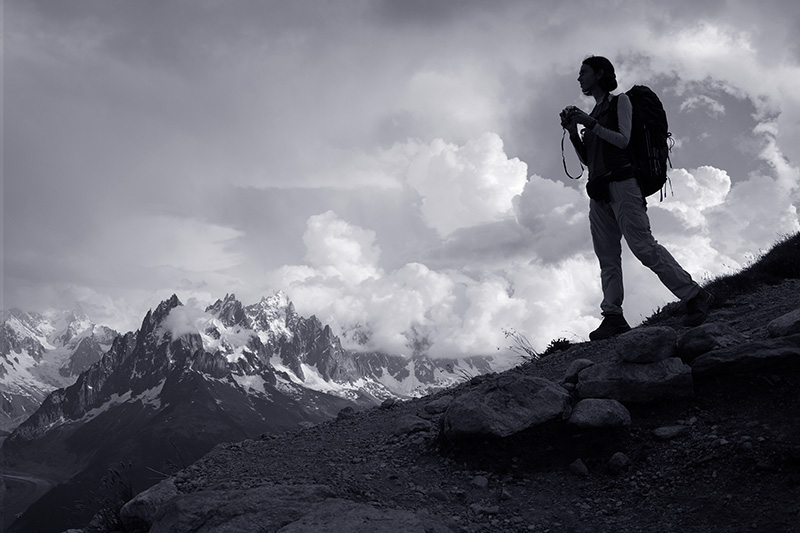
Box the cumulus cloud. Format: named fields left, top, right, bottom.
left=656, top=166, right=732, bottom=228
left=7, top=0, right=800, bottom=365
left=680, top=95, right=726, bottom=117
left=403, top=133, right=528, bottom=236
left=512, top=173, right=589, bottom=263
left=160, top=301, right=211, bottom=339
left=270, top=208, right=599, bottom=359
left=303, top=211, right=383, bottom=285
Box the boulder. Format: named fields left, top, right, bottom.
left=615, top=327, right=678, bottom=363
left=393, top=415, right=432, bottom=436
left=380, top=398, right=397, bottom=409
left=562, top=359, right=595, bottom=384
left=767, top=308, right=800, bottom=338
left=147, top=484, right=336, bottom=532
left=423, top=395, right=454, bottom=415
left=607, top=452, right=631, bottom=474
left=337, top=407, right=356, bottom=420
left=567, top=398, right=631, bottom=429
left=690, top=334, right=800, bottom=377
left=569, top=459, right=589, bottom=477
left=576, top=358, right=694, bottom=403
left=120, top=477, right=179, bottom=531
left=678, top=322, right=746, bottom=362
left=277, top=499, right=456, bottom=532
left=440, top=374, right=571, bottom=438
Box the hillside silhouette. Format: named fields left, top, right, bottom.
left=16, top=233, right=800, bottom=532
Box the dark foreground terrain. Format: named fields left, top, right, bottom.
left=155, top=276, right=800, bottom=532
left=17, top=234, right=800, bottom=532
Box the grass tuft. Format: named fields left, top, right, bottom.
left=644, top=232, right=800, bottom=325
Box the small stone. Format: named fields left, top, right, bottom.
left=570, top=459, right=589, bottom=477
left=471, top=475, right=490, bottom=488
left=337, top=407, right=356, bottom=420
left=653, top=425, right=689, bottom=440
left=430, top=489, right=449, bottom=502
left=469, top=503, right=499, bottom=515
left=608, top=452, right=631, bottom=474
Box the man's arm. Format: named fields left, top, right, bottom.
left=588, top=93, right=632, bottom=149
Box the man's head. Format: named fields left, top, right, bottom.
left=580, top=56, right=618, bottom=95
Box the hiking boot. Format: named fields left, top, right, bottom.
left=589, top=314, right=631, bottom=341
left=684, top=288, right=714, bottom=327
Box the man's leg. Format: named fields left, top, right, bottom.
left=609, top=179, right=700, bottom=302
left=588, top=197, right=632, bottom=340
left=589, top=197, right=625, bottom=316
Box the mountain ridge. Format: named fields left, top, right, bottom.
left=52, top=233, right=800, bottom=533
left=0, top=307, right=118, bottom=433
left=1, top=290, right=505, bottom=532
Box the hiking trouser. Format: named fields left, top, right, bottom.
left=589, top=178, right=700, bottom=316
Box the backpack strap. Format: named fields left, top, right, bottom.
left=606, top=94, right=619, bottom=131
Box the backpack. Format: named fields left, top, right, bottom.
left=625, top=85, right=673, bottom=200
left=561, top=85, right=674, bottom=199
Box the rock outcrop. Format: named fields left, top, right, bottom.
left=681, top=308, right=800, bottom=376
left=576, top=357, right=694, bottom=402
left=440, top=374, right=571, bottom=438
left=689, top=334, right=800, bottom=376
left=677, top=322, right=746, bottom=363
left=768, top=308, right=800, bottom=337
left=574, top=327, right=694, bottom=403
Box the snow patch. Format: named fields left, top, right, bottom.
left=135, top=381, right=165, bottom=409
left=232, top=373, right=267, bottom=394
left=80, top=390, right=133, bottom=422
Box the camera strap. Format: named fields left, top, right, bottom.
left=561, top=129, right=584, bottom=180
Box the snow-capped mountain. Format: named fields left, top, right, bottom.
left=202, top=292, right=499, bottom=401
left=3, top=292, right=504, bottom=533
left=0, top=307, right=117, bottom=433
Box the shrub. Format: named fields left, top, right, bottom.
left=84, top=461, right=135, bottom=532
left=542, top=337, right=572, bottom=357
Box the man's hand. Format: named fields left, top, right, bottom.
left=560, top=106, right=580, bottom=133
left=570, top=108, right=595, bottom=127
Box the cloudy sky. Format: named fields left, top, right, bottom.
left=4, top=0, right=800, bottom=360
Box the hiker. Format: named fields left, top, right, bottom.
left=560, top=55, right=713, bottom=340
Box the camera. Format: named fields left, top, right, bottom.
left=560, top=105, right=580, bottom=121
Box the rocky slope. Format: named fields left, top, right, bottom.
left=113, top=276, right=800, bottom=532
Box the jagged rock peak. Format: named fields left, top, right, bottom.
left=155, top=294, right=183, bottom=317
left=258, top=291, right=291, bottom=310
left=140, top=295, right=183, bottom=336
left=206, top=294, right=248, bottom=329
left=248, top=291, right=296, bottom=327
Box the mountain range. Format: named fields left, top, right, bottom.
left=1, top=291, right=504, bottom=532
left=1, top=306, right=118, bottom=434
